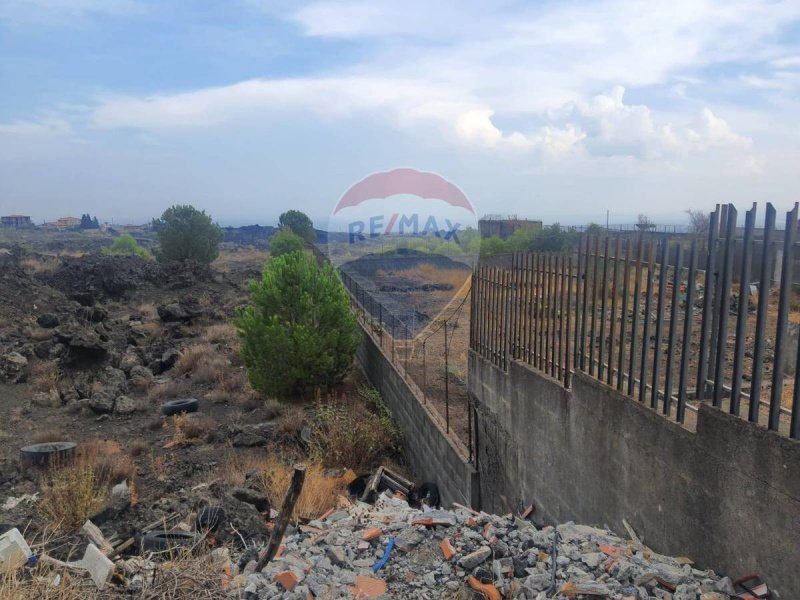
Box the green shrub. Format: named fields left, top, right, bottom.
left=152, top=204, right=223, bottom=264
left=103, top=233, right=151, bottom=258
left=270, top=228, right=306, bottom=257
left=235, top=251, right=359, bottom=397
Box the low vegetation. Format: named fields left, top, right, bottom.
left=310, top=387, right=402, bottom=472
left=103, top=233, right=151, bottom=258
left=269, top=228, right=306, bottom=257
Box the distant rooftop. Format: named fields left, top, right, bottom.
left=480, top=214, right=542, bottom=222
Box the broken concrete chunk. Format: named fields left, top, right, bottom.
left=459, top=545, right=491, bottom=570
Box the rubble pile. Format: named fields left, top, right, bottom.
left=234, top=494, right=737, bottom=600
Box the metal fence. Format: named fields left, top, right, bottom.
left=338, top=267, right=474, bottom=457
left=471, top=202, right=800, bottom=439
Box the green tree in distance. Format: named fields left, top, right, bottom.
left=152, top=205, right=223, bottom=264
left=278, top=210, right=315, bottom=243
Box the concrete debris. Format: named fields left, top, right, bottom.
left=225, top=492, right=739, bottom=599
left=0, top=528, right=33, bottom=570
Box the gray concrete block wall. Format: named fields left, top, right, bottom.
left=469, top=350, right=800, bottom=598
left=356, top=331, right=478, bottom=508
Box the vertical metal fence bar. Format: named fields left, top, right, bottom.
left=731, top=204, right=756, bottom=416
left=543, top=254, right=551, bottom=373
left=769, top=203, right=799, bottom=430
left=696, top=206, right=720, bottom=400
left=529, top=255, right=538, bottom=367
left=598, top=237, right=611, bottom=381
left=574, top=235, right=586, bottom=371
left=510, top=253, right=520, bottom=359
left=712, top=206, right=737, bottom=409
left=663, top=242, right=682, bottom=417
left=651, top=239, right=670, bottom=409
left=589, top=237, right=600, bottom=377
left=579, top=237, right=591, bottom=371
left=678, top=239, right=698, bottom=424
left=628, top=237, right=644, bottom=397
left=749, top=205, right=775, bottom=423
left=444, top=320, right=450, bottom=433
left=565, top=255, right=574, bottom=388
left=792, top=326, right=800, bottom=438
left=525, top=253, right=533, bottom=364
left=552, top=254, right=560, bottom=378
left=608, top=235, right=622, bottom=385
left=617, top=238, right=632, bottom=391
left=639, top=240, right=657, bottom=403
left=708, top=205, right=730, bottom=398
left=557, top=254, right=566, bottom=379
left=504, top=269, right=512, bottom=371
left=536, top=254, right=545, bottom=371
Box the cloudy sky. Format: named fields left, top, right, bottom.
left=1, top=0, right=799, bottom=226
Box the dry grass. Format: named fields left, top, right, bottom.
left=201, top=322, right=237, bottom=345
left=32, top=428, right=65, bottom=444
left=213, top=247, right=269, bottom=272
left=128, top=439, right=149, bottom=457
left=275, top=406, right=306, bottom=440
left=19, top=255, right=61, bottom=275
left=38, top=464, right=106, bottom=531
left=214, top=452, right=353, bottom=521
left=171, top=414, right=216, bottom=444
left=78, top=440, right=135, bottom=485
left=28, top=360, right=60, bottom=394
left=173, top=344, right=229, bottom=383
left=136, top=302, right=158, bottom=320
left=0, top=549, right=231, bottom=599
left=257, top=460, right=356, bottom=520
left=147, top=377, right=192, bottom=401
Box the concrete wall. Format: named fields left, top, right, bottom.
left=356, top=330, right=478, bottom=508
left=469, top=351, right=800, bottom=598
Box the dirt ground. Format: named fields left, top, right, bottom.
left=0, top=233, right=409, bottom=597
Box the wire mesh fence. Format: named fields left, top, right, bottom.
left=339, top=269, right=474, bottom=457
left=471, top=202, right=800, bottom=439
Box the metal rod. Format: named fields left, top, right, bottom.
left=628, top=236, right=644, bottom=397
left=579, top=236, right=590, bottom=371
left=608, top=235, right=622, bottom=386
left=444, top=320, right=450, bottom=433
left=651, top=238, right=670, bottom=409
left=533, top=254, right=542, bottom=370
left=731, top=204, right=757, bottom=416
left=696, top=206, right=720, bottom=400
left=543, top=254, right=552, bottom=373
left=639, top=240, right=657, bottom=403
left=557, top=254, right=566, bottom=380
left=565, top=255, right=574, bottom=388
left=598, top=237, right=611, bottom=381
left=712, top=206, right=737, bottom=408
left=769, top=203, right=799, bottom=430
left=750, top=204, right=776, bottom=423
left=678, top=239, right=698, bottom=423
left=574, top=235, right=585, bottom=370
left=589, top=237, right=601, bottom=377
left=617, top=238, right=632, bottom=391
left=663, top=242, right=683, bottom=416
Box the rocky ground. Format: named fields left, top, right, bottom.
left=0, top=238, right=745, bottom=599
left=230, top=492, right=738, bottom=600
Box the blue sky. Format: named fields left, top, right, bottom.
left=1, top=0, right=799, bottom=227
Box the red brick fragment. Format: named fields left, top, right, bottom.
left=352, top=575, right=387, bottom=598
left=440, top=538, right=455, bottom=561
left=275, top=570, right=298, bottom=592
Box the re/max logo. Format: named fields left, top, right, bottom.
left=348, top=213, right=461, bottom=243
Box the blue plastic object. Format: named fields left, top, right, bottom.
left=371, top=537, right=395, bottom=573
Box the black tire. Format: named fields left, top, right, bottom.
left=19, top=442, right=76, bottom=468
left=161, top=398, right=199, bottom=416
left=196, top=506, right=225, bottom=532
left=416, top=482, right=440, bottom=508
left=141, top=531, right=197, bottom=552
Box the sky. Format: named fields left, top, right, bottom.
left=0, top=0, right=799, bottom=227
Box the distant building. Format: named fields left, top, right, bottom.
left=53, top=216, right=81, bottom=230
left=1, top=215, right=32, bottom=229
left=479, top=215, right=543, bottom=240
